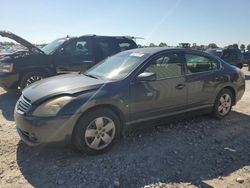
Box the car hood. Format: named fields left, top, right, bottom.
left=22, top=73, right=110, bottom=103
left=0, top=50, right=30, bottom=60
left=0, top=31, right=44, bottom=54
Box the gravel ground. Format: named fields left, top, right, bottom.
left=0, top=67, right=250, bottom=188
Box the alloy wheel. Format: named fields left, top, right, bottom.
left=26, top=75, right=43, bottom=86
left=84, top=117, right=116, bottom=150
left=218, top=93, right=232, bottom=116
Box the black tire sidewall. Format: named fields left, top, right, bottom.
left=213, top=89, right=233, bottom=119
left=72, top=108, right=121, bottom=155
left=20, top=71, right=46, bottom=90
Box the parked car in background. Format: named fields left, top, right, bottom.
left=221, top=48, right=243, bottom=69
left=205, top=48, right=223, bottom=57
left=15, top=48, right=245, bottom=154
left=206, top=48, right=243, bottom=69
left=0, top=31, right=138, bottom=91
left=243, top=52, right=250, bottom=65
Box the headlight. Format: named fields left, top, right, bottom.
left=32, top=96, right=73, bottom=117
left=0, top=63, right=13, bottom=72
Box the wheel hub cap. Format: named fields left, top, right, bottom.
left=26, top=75, right=43, bottom=86
left=85, top=117, right=115, bottom=150
left=218, top=94, right=231, bottom=116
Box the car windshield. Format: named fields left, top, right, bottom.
left=41, top=38, right=66, bottom=54
left=85, top=51, right=150, bottom=80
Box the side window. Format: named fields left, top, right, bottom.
left=145, top=53, right=183, bottom=79
left=118, top=39, right=137, bottom=52
left=185, top=54, right=218, bottom=73
left=96, top=38, right=118, bottom=58
left=65, top=38, right=93, bottom=56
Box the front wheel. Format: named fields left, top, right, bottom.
left=72, top=108, right=121, bottom=155
left=19, top=71, right=46, bottom=90
left=212, top=89, right=233, bottom=119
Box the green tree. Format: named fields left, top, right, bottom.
left=207, top=43, right=218, bottom=49
left=240, top=44, right=245, bottom=51
left=158, top=42, right=167, bottom=47
left=247, top=44, right=250, bottom=51
left=227, top=43, right=239, bottom=49
left=191, top=44, right=203, bottom=50
left=199, top=45, right=206, bottom=51
left=149, top=43, right=156, bottom=47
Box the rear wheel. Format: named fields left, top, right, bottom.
left=19, top=71, right=46, bottom=90
left=72, top=108, right=121, bottom=155
left=212, top=89, right=233, bottom=119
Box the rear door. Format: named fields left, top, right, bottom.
left=184, top=52, right=221, bottom=107
left=55, top=37, right=94, bottom=73
left=129, top=51, right=187, bottom=121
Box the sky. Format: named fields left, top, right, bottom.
left=1, top=0, right=250, bottom=47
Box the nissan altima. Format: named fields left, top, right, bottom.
left=14, top=48, right=245, bottom=155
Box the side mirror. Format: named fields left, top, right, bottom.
left=137, top=72, right=156, bottom=82
left=59, top=48, right=65, bottom=54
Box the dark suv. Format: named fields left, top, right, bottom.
left=205, top=48, right=243, bottom=69
left=221, top=48, right=243, bottom=69
left=0, top=31, right=137, bottom=91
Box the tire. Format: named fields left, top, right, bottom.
left=212, top=89, right=233, bottom=119
left=72, top=108, right=121, bottom=155
left=19, top=71, right=47, bottom=90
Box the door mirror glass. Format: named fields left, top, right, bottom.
left=137, top=72, right=156, bottom=81
left=59, top=47, right=65, bottom=54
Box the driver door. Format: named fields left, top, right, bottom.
left=55, top=37, right=95, bottom=73
left=129, top=52, right=187, bottom=122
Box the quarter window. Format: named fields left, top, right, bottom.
left=185, top=54, right=218, bottom=73
left=145, top=53, right=183, bottom=79
left=118, top=39, right=137, bottom=51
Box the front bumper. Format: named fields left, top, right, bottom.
left=14, top=111, right=80, bottom=146
left=0, top=72, right=19, bottom=89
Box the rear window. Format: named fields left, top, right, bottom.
left=185, top=54, right=219, bottom=73
left=117, top=39, right=137, bottom=52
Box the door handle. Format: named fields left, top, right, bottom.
left=81, top=60, right=94, bottom=63
left=176, top=84, right=185, bottom=90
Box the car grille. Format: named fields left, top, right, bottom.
left=16, top=95, right=32, bottom=114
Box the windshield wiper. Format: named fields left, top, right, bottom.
left=83, top=73, right=99, bottom=79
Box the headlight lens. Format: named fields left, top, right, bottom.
left=32, top=96, right=73, bottom=117
left=0, top=63, right=13, bottom=72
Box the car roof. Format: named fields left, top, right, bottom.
left=123, top=47, right=204, bottom=55
left=78, top=35, right=136, bottom=40
left=57, top=35, right=137, bottom=41
left=206, top=48, right=223, bottom=51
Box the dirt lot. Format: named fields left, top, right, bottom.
left=0, top=68, right=250, bottom=188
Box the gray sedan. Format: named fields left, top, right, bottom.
left=14, top=48, right=245, bottom=155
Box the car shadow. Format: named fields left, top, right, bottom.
left=0, top=90, right=19, bottom=121
left=16, top=111, right=250, bottom=187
